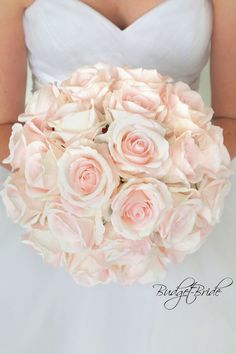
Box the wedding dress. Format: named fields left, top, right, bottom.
left=0, top=0, right=235, bottom=353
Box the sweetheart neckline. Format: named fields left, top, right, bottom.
left=75, top=0, right=170, bottom=33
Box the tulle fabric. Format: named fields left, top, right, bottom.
left=0, top=159, right=236, bottom=353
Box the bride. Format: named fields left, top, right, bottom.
left=0, top=0, right=236, bottom=353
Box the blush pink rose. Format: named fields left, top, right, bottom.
left=169, top=125, right=232, bottom=184
left=18, top=86, right=64, bottom=143
left=198, top=176, right=232, bottom=225
left=195, top=125, right=231, bottom=176
left=103, top=80, right=163, bottom=119
left=22, top=228, right=64, bottom=267
left=18, top=101, right=56, bottom=144
left=111, top=178, right=173, bottom=240
left=64, top=250, right=115, bottom=286
left=155, top=187, right=213, bottom=263
left=97, top=111, right=171, bottom=178
left=168, top=130, right=204, bottom=185
left=47, top=101, right=106, bottom=142
left=23, top=116, right=49, bottom=143
left=99, top=223, right=167, bottom=285
left=112, top=65, right=167, bottom=87
left=58, top=140, right=118, bottom=212
left=206, top=124, right=232, bottom=176
left=0, top=174, right=44, bottom=227
left=46, top=207, right=105, bottom=252
left=165, top=81, right=206, bottom=112
left=4, top=117, right=58, bottom=174
left=116, top=249, right=167, bottom=286
left=24, top=141, right=62, bottom=197
left=18, top=83, right=61, bottom=121
left=157, top=80, right=214, bottom=129
left=60, top=62, right=113, bottom=112
left=3, top=123, right=27, bottom=171
left=63, top=62, right=112, bottom=87
left=157, top=200, right=202, bottom=254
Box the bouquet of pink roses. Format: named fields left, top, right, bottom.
left=1, top=63, right=233, bottom=286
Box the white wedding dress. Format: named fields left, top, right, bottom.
left=0, top=0, right=236, bottom=353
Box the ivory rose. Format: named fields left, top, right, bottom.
left=47, top=101, right=106, bottom=142
left=98, top=111, right=171, bottom=178
left=61, top=62, right=113, bottom=111
left=155, top=187, right=213, bottom=262
left=64, top=250, right=115, bottom=286
left=116, top=248, right=167, bottom=285
left=23, top=116, right=49, bottom=143
left=112, top=65, right=167, bottom=87
left=3, top=123, right=27, bottom=171
left=169, top=125, right=232, bottom=184
left=157, top=80, right=214, bottom=129
left=18, top=86, right=66, bottom=143
left=0, top=175, right=44, bottom=227
left=22, top=228, right=64, bottom=267
left=103, top=80, right=164, bottom=119
left=24, top=140, right=61, bottom=197
left=62, top=62, right=112, bottom=88
left=99, top=223, right=167, bottom=285
left=57, top=140, right=118, bottom=212
left=157, top=199, right=203, bottom=256
left=18, top=83, right=61, bottom=122
left=198, top=177, right=232, bottom=225
left=163, top=81, right=207, bottom=112
left=111, top=178, right=173, bottom=240
left=167, top=130, right=204, bottom=185
left=206, top=124, right=232, bottom=176
left=46, top=207, right=105, bottom=252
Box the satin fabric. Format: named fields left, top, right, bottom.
left=0, top=0, right=236, bottom=353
